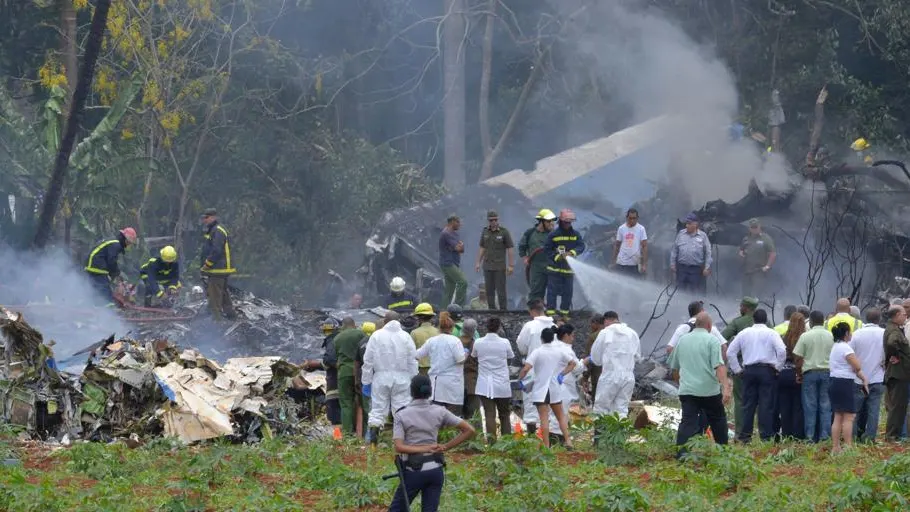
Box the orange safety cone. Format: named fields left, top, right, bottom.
left=513, top=422, right=524, bottom=438
left=705, top=426, right=714, bottom=441
left=333, top=426, right=342, bottom=441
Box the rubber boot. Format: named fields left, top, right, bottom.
left=367, top=427, right=379, bottom=446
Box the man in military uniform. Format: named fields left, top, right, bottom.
left=738, top=219, right=776, bottom=300
left=721, top=296, right=759, bottom=440
left=518, top=209, right=556, bottom=303
left=475, top=210, right=514, bottom=310
left=410, top=303, right=439, bottom=376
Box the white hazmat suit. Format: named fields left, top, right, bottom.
left=516, top=315, right=555, bottom=425
left=361, top=320, right=418, bottom=427
left=590, top=322, right=641, bottom=417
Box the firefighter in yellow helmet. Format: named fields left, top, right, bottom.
left=518, top=209, right=557, bottom=302
left=850, top=138, right=874, bottom=165
left=139, top=245, right=182, bottom=307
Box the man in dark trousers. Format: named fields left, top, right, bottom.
left=670, top=213, right=712, bottom=294
left=884, top=305, right=910, bottom=440
left=139, top=245, right=181, bottom=307
left=200, top=208, right=236, bottom=320
left=544, top=209, right=585, bottom=317
left=518, top=209, right=556, bottom=303
left=475, top=210, right=514, bottom=310
left=84, top=227, right=138, bottom=305
left=438, top=215, right=466, bottom=306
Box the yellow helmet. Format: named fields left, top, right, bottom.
left=160, top=245, right=178, bottom=263
left=850, top=138, right=870, bottom=151
left=361, top=322, right=376, bottom=336
left=536, top=208, right=557, bottom=221
left=414, top=303, right=435, bottom=316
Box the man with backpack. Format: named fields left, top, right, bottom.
left=667, top=300, right=727, bottom=355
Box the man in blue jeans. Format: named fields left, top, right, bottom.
left=849, top=309, right=885, bottom=442
left=793, top=310, right=835, bottom=442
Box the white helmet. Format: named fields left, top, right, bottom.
left=390, top=276, right=406, bottom=293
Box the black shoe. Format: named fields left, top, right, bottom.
left=526, top=423, right=537, bottom=437
left=368, top=427, right=379, bottom=446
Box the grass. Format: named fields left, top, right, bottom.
left=1, top=420, right=910, bottom=511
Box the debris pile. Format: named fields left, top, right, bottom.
left=1, top=307, right=327, bottom=444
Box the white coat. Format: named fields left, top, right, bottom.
left=524, top=342, right=575, bottom=404
left=549, top=341, right=584, bottom=435
left=516, top=315, right=555, bottom=424
left=590, top=322, right=641, bottom=417
left=415, top=333, right=466, bottom=405
left=361, top=320, right=418, bottom=427
left=472, top=333, right=514, bottom=399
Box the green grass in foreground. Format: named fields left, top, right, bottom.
left=1, top=418, right=910, bottom=512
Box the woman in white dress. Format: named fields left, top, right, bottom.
left=472, top=317, right=514, bottom=442
left=415, top=312, right=466, bottom=415
left=517, top=325, right=577, bottom=448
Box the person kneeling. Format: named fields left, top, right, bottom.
left=389, top=375, right=475, bottom=512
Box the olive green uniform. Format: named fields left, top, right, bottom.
left=479, top=226, right=514, bottom=310
left=519, top=227, right=550, bottom=303
left=722, top=312, right=756, bottom=439
left=335, top=328, right=366, bottom=434
left=410, top=322, right=439, bottom=375
left=740, top=233, right=775, bottom=299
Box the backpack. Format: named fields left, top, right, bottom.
left=686, top=320, right=696, bottom=332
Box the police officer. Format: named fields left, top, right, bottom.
left=140, top=245, right=181, bottom=307
left=84, top=227, right=138, bottom=305
left=388, top=374, right=475, bottom=512
left=738, top=219, right=776, bottom=300
left=475, top=210, right=514, bottom=310
left=387, top=276, right=416, bottom=314
left=519, top=209, right=557, bottom=303
left=544, top=209, right=585, bottom=317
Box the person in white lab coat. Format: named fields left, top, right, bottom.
left=588, top=311, right=641, bottom=418
left=548, top=324, right=584, bottom=444
left=472, top=316, right=514, bottom=442
left=518, top=325, right=577, bottom=448
left=515, top=299, right=555, bottom=435
left=362, top=311, right=419, bottom=444
left=415, top=312, right=466, bottom=416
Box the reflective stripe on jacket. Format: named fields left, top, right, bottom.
left=85, top=237, right=125, bottom=277
left=140, top=257, right=182, bottom=296
left=545, top=226, right=585, bottom=274
left=201, top=221, right=236, bottom=274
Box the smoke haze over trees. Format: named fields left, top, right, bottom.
left=2, top=0, right=910, bottom=301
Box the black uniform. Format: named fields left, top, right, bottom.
left=84, top=234, right=128, bottom=303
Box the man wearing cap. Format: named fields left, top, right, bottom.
left=468, top=284, right=487, bottom=310
left=670, top=213, right=712, bottom=294
left=200, top=208, right=236, bottom=320
left=475, top=210, right=514, bottom=310
left=519, top=209, right=556, bottom=303
left=722, top=296, right=758, bottom=439
left=739, top=219, right=776, bottom=300
left=439, top=215, right=467, bottom=306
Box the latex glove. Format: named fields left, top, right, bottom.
left=517, top=380, right=525, bottom=391
left=557, top=374, right=565, bottom=385
left=361, top=384, right=371, bottom=397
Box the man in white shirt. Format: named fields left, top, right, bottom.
left=667, top=301, right=727, bottom=355
left=515, top=299, right=554, bottom=436
left=726, top=309, right=787, bottom=443
left=611, top=208, right=648, bottom=278
left=849, top=308, right=886, bottom=442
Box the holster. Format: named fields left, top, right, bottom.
left=404, top=452, right=445, bottom=471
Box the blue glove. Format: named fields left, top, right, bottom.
left=557, top=374, right=565, bottom=385
left=518, top=380, right=525, bottom=391
left=585, top=356, right=593, bottom=365
left=362, top=384, right=371, bottom=397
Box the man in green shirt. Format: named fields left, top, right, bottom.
left=668, top=312, right=732, bottom=458
left=738, top=218, right=776, bottom=300
left=475, top=210, right=515, bottom=310
left=468, top=284, right=487, bottom=311
left=410, top=303, right=439, bottom=375
left=792, top=310, right=834, bottom=442
left=722, top=296, right=758, bottom=440
left=518, top=209, right=556, bottom=303
left=333, top=317, right=366, bottom=435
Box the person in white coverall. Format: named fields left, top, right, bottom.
left=361, top=311, right=418, bottom=444
left=516, top=299, right=555, bottom=435
left=588, top=311, right=641, bottom=418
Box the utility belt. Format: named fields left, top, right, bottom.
left=402, top=452, right=445, bottom=471
left=745, top=363, right=776, bottom=371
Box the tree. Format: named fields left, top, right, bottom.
left=442, top=0, right=466, bottom=190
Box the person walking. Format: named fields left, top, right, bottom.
left=515, top=299, right=555, bottom=436
left=884, top=305, right=910, bottom=440
left=362, top=311, right=419, bottom=444
left=200, top=209, right=236, bottom=320
left=611, top=208, right=648, bottom=278
left=828, top=322, right=869, bottom=454
left=738, top=218, right=776, bottom=300
left=670, top=213, right=712, bottom=294
left=410, top=303, right=439, bottom=376
left=667, top=312, right=731, bottom=458
left=777, top=312, right=806, bottom=440
left=726, top=309, right=786, bottom=443
left=793, top=310, right=835, bottom=443
left=849, top=308, right=885, bottom=442
left=415, top=312, right=466, bottom=416
left=544, top=209, right=585, bottom=317
left=439, top=215, right=467, bottom=306
left=588, top=311, right=641, bottom=418
left=333, top=317, right=366, bottom=435
left=388, top=375, right=475, bottom=512
left=459, top=319, right=481, bottom=426
left=472, top=317, right=514, bottom=443
left=517, top=325, right=578, bottom=449
left=475, top=210, right=514, bottom=310
left=519, top=209, right=557, bottom=303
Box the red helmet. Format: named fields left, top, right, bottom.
left=558, top=209, right=576, bottom=222
left=120, top=227, right=138, bottom=245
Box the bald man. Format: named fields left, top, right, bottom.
left=825, top=298, right=863, bottom=334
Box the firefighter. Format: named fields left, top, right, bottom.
left=200, top=208, right=236, bottom=320
left=84, top=227, right=138, bottom=305
left=140, top=245, right=182, bottom=307
left=387, top=276, right=416, bottom=314
left=544, top=209, right=585, bottom=317
left=518, top=209, right=556, bottom=303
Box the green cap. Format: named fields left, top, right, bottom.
left=742, top=296, right=759, bottom=307
left=748, top=218, right=760, bottom=227
left=487, top=210, right=499, bottom=219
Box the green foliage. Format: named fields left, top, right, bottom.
left=592, top=413, right=646, bottom=465
left=582, top=482, right=651, bottom=512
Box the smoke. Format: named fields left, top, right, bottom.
left=548, top=0, right=792, bottom=207
left=0, top=246, right=132, bottom=359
